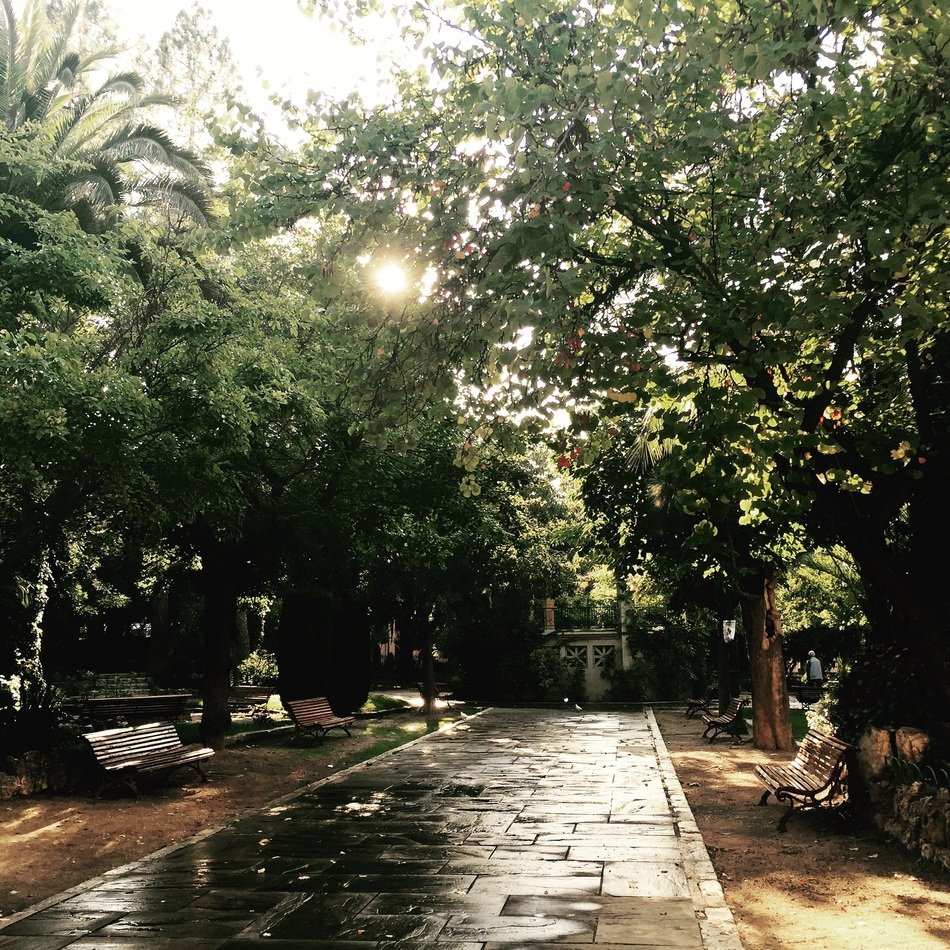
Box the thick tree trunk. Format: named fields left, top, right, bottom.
left=276, top=591, right=327, bottom=700
left=740, top=572, right=794, bottom=752
left=813, top=475, right=950, bottom=728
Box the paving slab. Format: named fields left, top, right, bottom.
left=0, top=708, right=742, bottom=948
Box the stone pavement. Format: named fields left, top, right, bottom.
left=0, top=708, right=743, bottom=949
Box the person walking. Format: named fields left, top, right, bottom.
left=806, top=650, right=823, bottom=687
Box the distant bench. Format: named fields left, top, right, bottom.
left=229, top=685, right=273, bottom=709
left=685, top=685, right=717, bottom=718
left=84, top=721, right=214, bottom=797
left=755, top=730, right=852, bottom=831
left=284, top=697, right=355, bottom=743
left=788, top=682, right=826, bottom=711
left=85, top=693, right=192, bottom=725
left=89, top=672, right=153, bottom=697
left=701, top=697, right=750, bottom=743
left=417, top=681, right=455, bottom=707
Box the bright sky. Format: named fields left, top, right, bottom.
left=106, top=0, right=397, bottom=104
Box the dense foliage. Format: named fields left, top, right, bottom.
left=281, top=0, right=948, bottom=742
left=1, top=0, right=946, bottom=753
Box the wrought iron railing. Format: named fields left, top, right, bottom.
left=554, top=601, right=619, bottom=631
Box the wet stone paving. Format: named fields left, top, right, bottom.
left=0, top=708, right=743, bottom=949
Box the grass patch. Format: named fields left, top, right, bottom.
left=361, top=693, right=413, bottom=713
left=290, top=716, right=455, bottom=763
left=741, top=707, right=809, bottom=742
left=176, top=706, right=458, bottom=760
left=176, top=717, right=284, bottom=744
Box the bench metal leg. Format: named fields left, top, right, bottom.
left=777, top=805, right=795, bottom=832
left=758, top=790, right=772, bottom=806
left=96, top=770, right=140, bottom=799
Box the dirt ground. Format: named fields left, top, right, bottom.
left=654, top=708, right=950, bottom=950
left=2, top=706, right=950, bottom=949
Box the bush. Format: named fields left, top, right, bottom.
left=0, top=675, right=74, bottom=756
left=604, top=660, right=652, bottom=702
left=527, top=646, right=588, bottom=702
left=236, top=649, right=278, bottom=686
left=829, top=642, right=950, bottom=755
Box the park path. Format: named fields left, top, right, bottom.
left=0, top=708, right=742, bottom=948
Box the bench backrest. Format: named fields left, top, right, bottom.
left=721, top=697, right=745, bottom=719
left=286, top=697, right=338, bottom=726
left=794, top=730, right=851, bottom=778
left=86, top=694, right=189, bottom=721
left=90, top=673, right=153, bottom=697
left=231, top=685, right=272, bottom=700
left=84, top=721, right=182, bottom=768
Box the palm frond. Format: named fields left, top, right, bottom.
left=51, top=50, right=80, bottom=89
left=58, top=171, right=124, bottom=219
left=48, top=95, right=140, bottom=157
left=99, top=123, right=211, bottom=179
left=54, top=98, right=179, bottom=157
left=75, top=45, right=124, bottom=75
left=31, top=3, right=82, bottom=93
left=622, top=408, right=673, bottom=473
left=92, top=71, right=146, bottom=101
left=125, top=171, right=213, bottom=226
left=1, top=0, right=21, bottom=127
left=14, top=0, right=45, bottom=96
left=22, top=47, right=78, bottom=124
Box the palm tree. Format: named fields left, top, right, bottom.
left=0, top=0, right=212, bottom=232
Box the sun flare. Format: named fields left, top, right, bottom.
left=375, top=263, right=409, bottom=295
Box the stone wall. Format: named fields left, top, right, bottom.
left=854, top=725, right=950, bottom=872
left=0, top=742, right=92, bottom=799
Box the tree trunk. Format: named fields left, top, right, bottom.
left=196, top=544, right=240, bottom=750
left=813, top=476, right=950, bottom=729
left=740, top=571, right=793, bottom=751
left=419, top=620, right=436, bottom=716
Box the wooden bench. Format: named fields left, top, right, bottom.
left=789, top=683, right=825, bottom=711
left=90, top=672, right=153, bottom=696
left=284, top=697, right=355, bottom=743
left=685, top=684, right=717, bottom=718
left=755, top=730, right=852, bottom=831
left=417, top=681, right=455, bottom=707
left=85, top=693, right=192, bottom=725
left=83, top=721, right=214, bottom=797
left=229, top=685, right=273, bottom=709
left=701, top=697, right=750, bottom=743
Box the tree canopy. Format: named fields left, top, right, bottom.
left=260, top=0, right=948, bottom=739
left=1, top=0, right=947, bottom=752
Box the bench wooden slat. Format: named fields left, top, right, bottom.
left=755, top=729, right=852, bottom=831
left=284, top=697, right=355, bottom=743
left=84, top=721, right=214, bottom=797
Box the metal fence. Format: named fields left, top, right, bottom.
left=553, top=601, right=619, bottom=631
